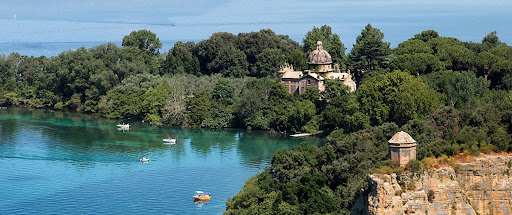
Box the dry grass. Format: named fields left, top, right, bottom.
left=423, top=152, right=512, bottom=170
left=373, top=152, right=512, bottom=175
left=421, top=155, right=457, bottom=169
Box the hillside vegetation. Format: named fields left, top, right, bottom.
left=1, top=25, right=511, bottom=214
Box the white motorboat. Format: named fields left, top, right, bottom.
left=163, top=138, right=177, bottom=145
left=117, top=123, right=130, bottom=129
left=140, top=157, right=149, bottom=163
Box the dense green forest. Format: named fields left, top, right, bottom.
left=224, top=28, right=512, bottom=214
left=1, top=24, right=512, bottom=214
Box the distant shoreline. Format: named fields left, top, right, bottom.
left=0, top=40, right=197, bottom=57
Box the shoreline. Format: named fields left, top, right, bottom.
left=1, top=106, right=326, bottom=139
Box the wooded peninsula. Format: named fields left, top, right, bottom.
left=1, top=24, right=511, bottom=214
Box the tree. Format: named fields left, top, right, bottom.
left=237, top=29, right=301, bottom=72
left=357, top=71, right=443, bottom=125
left=212, top=78, right=236, bottom=107
left=394, top=39, right=433, bottom=55
left=207, top=45, right=248, bottom=77
left=464, top=41, right=489, bottom=54
left=423, top=70, right=490, bottom=109
left=253, top=48, right=286, bottom=78
left=98, top=73, right=165, bottom=118
left=185, top=90, right=212, bottom=127
left=196, top=32, right=248, bottom=76
left=321, top=80, right=369, bottom=133
left=487, top=47, right=512, bottom=90
left=161, top=78, right=187, bottom=126
left=226, top=123, right=401, bottom=215
left=18, top=56, right=42, bottom=85
left=482, top=31, right=506, bottom=49
left=475, top=51, right=499, bottom=78
left=303, top=25, right=346, bottom=66
left=141, top=83, right=173, bottom=122
left=414, top=30, right=439, bottom=42
left=285, top=50, right=307, bottom=71
left=390, top=53, right=443, bottom=76
left=235, top=78, right=290, bottom=130
left=122, top=29, right=162, bottom=56
left=428, top=37, right=474, bottom=71
left=348, top=24, right=391, bottom=79
left=162, top=41, right=200, bottom=75
left=301, top=87, right=323, bottom=110
left=491, top=90, right=512, bottom=133
left=278, top=100, right=316, bottom=133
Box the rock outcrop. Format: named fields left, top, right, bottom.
left=352, top=156, right=512, bottom=215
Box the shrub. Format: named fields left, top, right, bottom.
left=54, top=102, right=64, bottom=110
left=406, top=159, right=423, bottom=174
left=407, top=181, right=416, bottom=190
left=385, top=159, right=401, bottom=169
left=427, top=189, right=435, bottom=203
left=372, top=166, right=395, bottom=174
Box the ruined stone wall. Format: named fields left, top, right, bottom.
left=389, top=146, right=416, bottom=166
left=352, top=156, right=512, bottom=215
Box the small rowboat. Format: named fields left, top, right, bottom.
left=193, top=191, right=211, bottom=201
left=117, top=123, right=130, bottom=129
left=163, top=138, right=176, bottom=145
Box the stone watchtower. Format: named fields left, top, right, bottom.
left=388, top=131, right=417, bottom=166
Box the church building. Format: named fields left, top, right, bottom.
left=279, top=41, right=356, bottom=95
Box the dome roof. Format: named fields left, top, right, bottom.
left=388, top=131, right=416, bottom=144
left=307, top=41, right=332, bottom=65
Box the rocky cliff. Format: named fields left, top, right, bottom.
left=352, top=156, right=512, bottom=215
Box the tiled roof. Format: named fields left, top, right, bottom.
left=325, top=72, right=348, bottom=80
left=388, top=131, right=416, bottom=144
left=281, top=71, right=303, bottom=79
left=302, top=72, right=323, bottom=80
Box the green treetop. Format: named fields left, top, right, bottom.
left=482, top=31, right=506, bottom=49
left=348, top=24, right=391, bottom=79
left=303, top=25, right=346, bottom=66
left=122, top=29, right=162, bottom=56
left=413, top=30, right=439, bottom=42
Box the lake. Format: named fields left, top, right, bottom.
left=0, top=108, right=324, bottom=214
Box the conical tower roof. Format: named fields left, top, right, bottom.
left=388, top=131, right=416, bottom=144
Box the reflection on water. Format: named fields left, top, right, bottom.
left=194, top=200, right=210, bottom=208
left=0, top=108, right=324, bottom=214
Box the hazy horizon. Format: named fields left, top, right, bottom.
left=1, top=0, right=511, bottom=56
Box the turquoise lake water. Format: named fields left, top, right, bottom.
left=0, top=108, right=324, bottom=214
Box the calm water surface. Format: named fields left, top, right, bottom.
left=0, top=108, right=323, bottom=214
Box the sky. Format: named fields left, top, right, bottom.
left=0, top=0, right=511, bottom=56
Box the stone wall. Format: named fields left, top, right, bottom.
left=389, top=146, right=417, bottom=167
left=352, top=156, right=512, bottom=215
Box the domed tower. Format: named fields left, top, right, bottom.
left=388, top=131, right=417, bottom=166
left=307, top=41, right=333, bottom=72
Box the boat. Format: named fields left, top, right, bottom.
left=290, top=133, right=312, bottom=137
left=193, top=191, right=211, bottom=201
left=117, top=123, right=130, bottom=129
left=140, top=157, right=149, bottom=163
left=163, top=137, right=176, bottom=145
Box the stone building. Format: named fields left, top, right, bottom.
left=279, top=41, right=356, bottom=95
left=388, top=131, right=417, bottom=166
